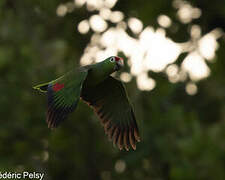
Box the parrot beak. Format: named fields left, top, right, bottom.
left=115, top=57, right=124, bottom=71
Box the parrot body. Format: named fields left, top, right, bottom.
left=33, top=56, right=140, bottom=150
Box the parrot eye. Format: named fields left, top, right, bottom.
left=109, top=57, right=115, bottom=62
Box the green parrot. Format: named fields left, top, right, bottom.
left=33, top=56, right=140, bottom=150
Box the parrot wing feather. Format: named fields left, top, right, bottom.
left=47, top=69, right=88, bottom=128
left=81, top=76, right=140, bottom=150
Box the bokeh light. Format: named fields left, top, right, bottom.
left=186, top=82, right=198, bottom=95
left=198, top=29, right=222, bottom=61
left=120, top=72, right=132, bottom=83
left=157, top=15, right=172, bottom=28
left=86, top=0, right=103, bottom=11
left=182, top=52, right=210, bottom=81
left=174, top=0, right=201, bottom=24
left=78, top=20, right=90, bottom=34
left=190, top=25, right=201, bottom=39
left=137, top=73, right=156, bottom=91
left=56, top=0, right=224, bottom=95
left=115, top=160, right=126, bottom=173
left=89, top=15, right=108, bottom=32
left=100, top=8, right=111, bottom=20
left=104, top=0, right=118, bottom=8
left=74, top=0, right=86, bottom=7
left=109, top=11, right=124, bottom=23
left=56, top=4, right=67, bottom=17
left=128, top=18, right=143, bottom=34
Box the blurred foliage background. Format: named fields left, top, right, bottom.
left=1, top=0, right=225, bottom=179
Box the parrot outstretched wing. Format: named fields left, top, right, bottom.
left=44, top=69, right=88, bottom=128
left=81, top=76, right=140, bottom=150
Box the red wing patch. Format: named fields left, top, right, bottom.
left=53, top=83, right=64, bottom=92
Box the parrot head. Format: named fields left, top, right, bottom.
left=106, top=56, right=124, bottom=71
left=90, top=56, right=124, bottom=82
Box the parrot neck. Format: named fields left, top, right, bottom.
left=84, top=62, right=115, bottom=87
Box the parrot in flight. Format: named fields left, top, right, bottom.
left=33, top=56, right=140, bottom=150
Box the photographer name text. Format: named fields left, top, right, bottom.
left=0, top=172, right=44, bottom=180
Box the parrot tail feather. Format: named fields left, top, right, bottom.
left=33, top=82, right=49, bottom=93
